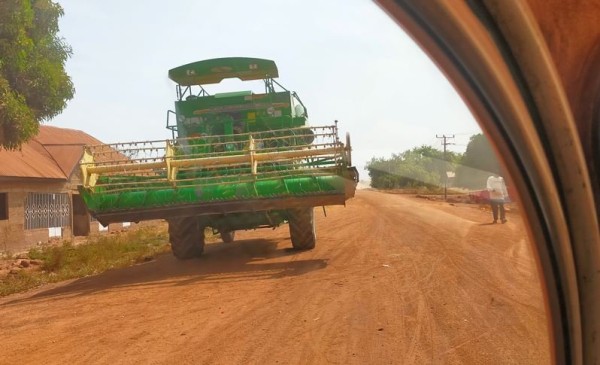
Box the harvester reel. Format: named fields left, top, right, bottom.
left=298, top=127, right=315, bottom=145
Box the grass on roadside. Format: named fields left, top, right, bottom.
left=0, top=226, right=171, bottom=297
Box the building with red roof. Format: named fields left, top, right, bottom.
left=0, top=126, right=126, bottom=252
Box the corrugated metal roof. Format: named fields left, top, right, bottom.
left=0, top=126, right=103, bottom=180
left=35, top=126, right=102, bottom=146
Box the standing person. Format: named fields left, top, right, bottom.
left=486, top=175, right=508, bottom=223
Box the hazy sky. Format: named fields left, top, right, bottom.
left=52, top=0, right=480, bottom=175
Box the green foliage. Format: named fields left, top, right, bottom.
left=0, top=0, right=74, bottom=149
left=454, top=134, right=501, bottom=189
left=0, top=227, right=170, bottom=297
left=366, top=145, right=462, bottom=189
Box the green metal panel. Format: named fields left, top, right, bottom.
left=169, top=57, right=278, bottom=86
left=81, top=175, right=348, bottom=214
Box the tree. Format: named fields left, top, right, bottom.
left=0, top=0, right=74, bottom=149
left=366, top=145, right=462, bottom=189
left=454, top=134, right=501, bottom=189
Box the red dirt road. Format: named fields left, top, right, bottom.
left=0, top=190, right=549, bottom=364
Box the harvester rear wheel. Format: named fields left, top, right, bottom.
left=168, top=217, right=205, bottom=259
left=288, top=208, right=316, bottom=250
left=220, top=230, right=236, bottom=243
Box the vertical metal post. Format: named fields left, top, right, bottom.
left=436, top=134, right=455, bottom=201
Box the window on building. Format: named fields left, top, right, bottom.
left=24, top=193, right=70, bottom=229
left=0, top=193, right=7, bottom=220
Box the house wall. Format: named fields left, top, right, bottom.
left=0, top=181, right=73, bottom=253
left=1, top=179, right=164, bottom=254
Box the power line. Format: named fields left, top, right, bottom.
left=453, top=131, right=481, bottom=136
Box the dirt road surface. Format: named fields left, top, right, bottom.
left=0, top=190, right=549, bottom=364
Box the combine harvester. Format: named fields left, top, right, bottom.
left=79, top=57, right=358, bottom=259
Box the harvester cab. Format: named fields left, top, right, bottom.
left=167, top=58, right=309, bottom=140
left=79, top=57, right=358, bottom=259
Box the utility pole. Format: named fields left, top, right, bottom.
left=436, top=134, right=455, bottom=200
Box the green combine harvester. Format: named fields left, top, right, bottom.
left=79, top=57, right=358, bottom=259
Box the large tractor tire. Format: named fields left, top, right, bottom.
left=288, top=208, right=316, bottom=250
left=220, top=230, right=236, bottom=243
left=168, top=217, right=205, bottom=259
